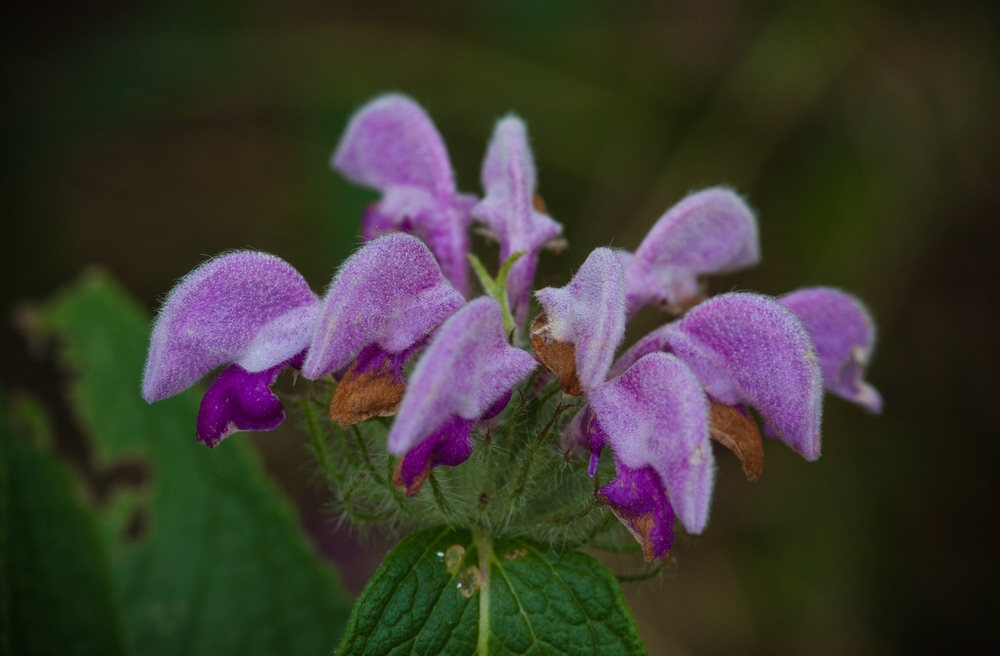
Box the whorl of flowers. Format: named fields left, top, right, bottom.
left=142, top=93, right=881, bottom=561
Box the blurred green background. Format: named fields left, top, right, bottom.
left=3, top=1, right=998, bottom=653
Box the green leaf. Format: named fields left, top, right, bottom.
left=336, top=526, right=646, bottom=655
left=0, top=398, right=130, bottom=656
left=468, top=253, right=498, bottom=298
left=37, top=272, right=352, bottom=655
left=467, top=251, right=526, bottom=337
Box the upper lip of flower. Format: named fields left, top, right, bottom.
left=621, top=187, right=760, bottom=317
left=780, top=286, right=883, bottom=414
left=532, top=247, right=626, bottom=395
left=330, top=93, right=477, bottom=295
left=471, top=115, right=563, bottom=327
left=140, top=250, right=320, bottom=447
left=588, top=351, right=715, bottom=536
left=142, top=250, right=318, bottom=404
left=300, top=233, right=464, bottom=381
left=386, top=295, right=537, bottom=458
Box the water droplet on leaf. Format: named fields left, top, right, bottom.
left=457, top=566, right=481, bottom=599
left=444, top=545, right=465, bottom=574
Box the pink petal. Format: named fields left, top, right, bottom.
left=589, top=352, right=713, bottom=533
left=782, top=287, right=882, bottom=413
left=302, top=233, right=464, bottom=380
left=534, top=247, right=626, bottom=393
left=663, top=293, right=824, bottom=460
left=387, top=297, right=537, bottom=456
left=624, top=188, right=759, bottom=316
left=143, top=251, right=317, bottom=403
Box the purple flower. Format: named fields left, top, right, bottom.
left=620, top=188, right=759, bottom=317
left=142, top=251, right=319, bottom=447
left=471, top=116, right=563, bottom=327
left=588, top=353, right=713, bottom=559
left=532, top=248, right=626, bottom=395
left=533, top=247, right=711, bottom=559
left=332, top=94, right=478, bottom=294
left=781, top=287, right=882, bottom=413
left=613, top=292, right=824, bottom=460
left=597, top=461, right=675, bottom=563
left=301, top=234, right=465, bottom=425
left=387, top=297, right=537, bottom=496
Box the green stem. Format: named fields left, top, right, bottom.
left=535, top=382, right=563, bottom=408
left=502, top=388, right=529, bottom=448
left=544, top=495, right=601, bottom=526
left=428, top=471, right=454, bottom=520
left=474, top=531, right=492, bottom=655
left=503, top=403, right=568, bottom=520
left=351, top=426, right=413, bottom=515
left=337, top=473, right=395, bottom=524
left=350, top=425, right=385, bottom=485
left=300, top=396, right=344, bottom=485
left=341, top=472, right=366, bottom=506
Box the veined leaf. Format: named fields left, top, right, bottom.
left=38, top=272, right=351, bottom=655
left=336, top=526, right=646, bottom=655
left=0, top=400, right=129, bottom=656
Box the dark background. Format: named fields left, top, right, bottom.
left=3, top=1, right=998, bottom=653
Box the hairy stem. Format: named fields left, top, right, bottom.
left=503, top=403, right=568, bottom=521
left=544, top=495, right=602, bottom=526
left=428, top=471, right=454, bottom=520
left=474, top=531, right=492, bottom=655
left=300, top=396, right=344, bottom=486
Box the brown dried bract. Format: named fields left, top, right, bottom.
left=530, top=313, right=582, bottom=396
left=708, top=402, right=763, bottom=480
left=392, top=458, right=432, bottom=497
left=329, top=358, right=405, bottom=426
left=599, top=493, right=664, bottom=562
left=532, top=193, right=548, bottom=214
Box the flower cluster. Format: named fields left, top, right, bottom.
left=142, top=93, right=881, bottom=561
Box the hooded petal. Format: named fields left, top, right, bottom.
left=302, top=233, right=464, bottom=379
left=662, top=293, right=824, bottom=460
left=332, top=94, right=476, bottom=294
left=387, top=297, right=537, bottom=457
left=534, top=248, right=626, bottom=394
left=472, top=116, right=563, bottom=324
left=143, top=251, right=317, bottom=403
left=781, top=287, right=882, bottom=413
left=588, top=352, right=713, bottom=534
left=624, top=188, right=759, bottom=316
left=332, top=94, right=455, bottom=197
